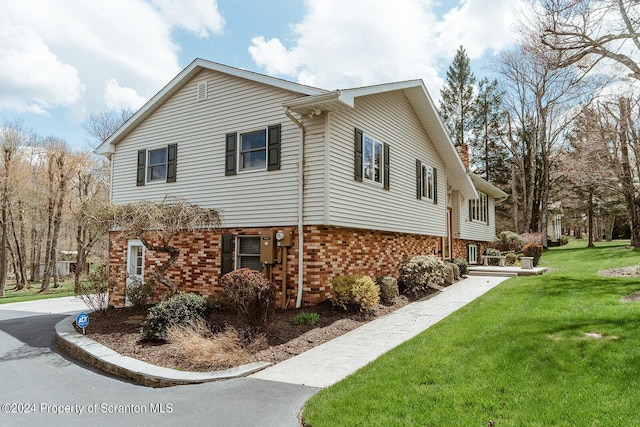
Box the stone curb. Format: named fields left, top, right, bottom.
left=55, top=314, right=271, bottom=388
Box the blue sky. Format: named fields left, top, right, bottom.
left=0, top=0, right=525, bottom=150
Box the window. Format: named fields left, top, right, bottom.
left=469, top=192, right=489, bottom=223
left=354, top=128, right=390, bottom=189
left=236, top=235, right=262, bottom=271
left=415, top=160, right=438, bottom=203
left=363, top=135, right=383, bottom=184
left=225, top=125, right=281, bottom=176
left=147, top=147, right=167, bottom=182
left=136, top=144, right=177, bottom=186
left=422, top=165, right=434, bottom=200
left=467, top=244, right=478, bottom=264
left=240, top=130, right=267, bottom=171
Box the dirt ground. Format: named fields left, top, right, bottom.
left=83, top=291, right=435, bottom=372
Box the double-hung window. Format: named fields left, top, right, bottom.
left=236, top=235, right=262, bottom=271
left=147, top=147, right=168, bottom=182
left=469, top=192, right=489, bottom=223
left=240, top=130, right=267, bottom=171
left=225, top=125, right=281, bottom=176
left=415, top=159, right=437, bottom=203
left=136, top=144, right=177, bottom=186
left=363, top=134, right=383, bottom=184
left=354, top=128, right=390, bottom=189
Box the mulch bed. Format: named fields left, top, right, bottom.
left=80, top=290, right=437, bottom=372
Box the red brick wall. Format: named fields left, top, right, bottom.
left=109, top=226, right=483, bottom=307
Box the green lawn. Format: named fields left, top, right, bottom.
left=0, top=281, right=75, bottom=304
left=303, top=240, right=640, bottom=426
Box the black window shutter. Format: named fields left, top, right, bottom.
left=383, top=143, right=390, bottom=190
left=416, top=159, right=422, bottom=199
left=469, top=200, right=473, bottom=221
left=354, top=128, right=363, bottom=182
left=166, top=144, right=177, bottom=183
left=267, top=124, right=281, bottom=171
left=225, top=133, right=237, bottom=176
left=136, top=150, right=146, bottom=186
left=221, top=234, right=233, bottom=275
left=433, top=167, right=438, bottom=204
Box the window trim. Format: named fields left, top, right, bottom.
left=238, top=128, right=268, bottom=173
left=235, top=235, right=262, bottom=271
left=469, top=191, right=489, bottom=224
left=362, top=133, right=384, bottom=186
left=146, top=146, right=168, bottom=183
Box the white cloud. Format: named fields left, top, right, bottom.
left=436, top=0, right=526, bottom=59
left=0, top=13, right=84, bottom=114
left=0, top=0, right=225, bottom=120
left=249, top=0, right=522, bottom=93
left=151, top=0, right=225, bottom=38
left=104, top=78, right=148, bottom=111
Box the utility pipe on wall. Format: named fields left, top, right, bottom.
left=284, top=107, right=305, bottom=308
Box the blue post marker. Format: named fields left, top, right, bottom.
left=76, top=312, right=89, bottom=335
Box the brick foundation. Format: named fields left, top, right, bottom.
left=109, top=225, right=486, bottom=307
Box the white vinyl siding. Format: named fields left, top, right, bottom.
left=327, top=91, right=446, bottom=236
left=110, top=69, right=306, bottom=228
left=457, top=191, right=497, bottom=242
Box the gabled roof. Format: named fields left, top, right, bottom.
left=95, top=58, right=327, bottom=155
left=284, top=80, right=478, bottom=200
left=468, top=173, right=509, bottom=201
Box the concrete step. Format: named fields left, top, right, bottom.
left=468, top=270, right=519, bottom=277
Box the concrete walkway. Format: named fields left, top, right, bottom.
left=0, top=295, right=89, bottom=314
left=250, top=275, right=509, bottom=388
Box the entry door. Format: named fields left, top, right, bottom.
left=126, top=240, right=144, bottom=306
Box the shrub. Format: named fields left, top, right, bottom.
left=400, top=255, right=446, bottom=294
left=452, top=258, right=469, bottom=276
left=446, top=262, right=461, bottom=280
left=124, top=275, right=155, bottom=307
left=484, top=247, right=502, bottom=266
left=376, top=276, right=399, bottom=305
left=495, top=231, right=525, bottom=253
left=221, top=268, right=277, bottom=332
left=76, top=264, right=113, bottom=315
left=443, top=263, right=455, bottom=286
left=292, top=312, right=320, bottom=325
left=521, top=233, right=542, bottom=246
left=165, top=321, right=251, bottom=370
left=505, top=252, right=518, bottom=266
left=142, top=293, right=208, bottom=341
left=331, top=275, right=380, bottom=311
left=522, top=243, right=544, bottom=266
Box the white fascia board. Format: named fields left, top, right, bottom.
left=469, top=173, right=509, bottom=200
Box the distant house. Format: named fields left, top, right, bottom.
left=96, top=59, right=507, bottom=308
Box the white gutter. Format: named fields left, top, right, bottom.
left=284, top=107, right=305, bottom=308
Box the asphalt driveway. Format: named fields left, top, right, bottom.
left=0, top=300, right=318, bottom=427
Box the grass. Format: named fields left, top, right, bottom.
left=0, top=281, right=75, bottom=304
left=303, top=239, right=640, bottom=426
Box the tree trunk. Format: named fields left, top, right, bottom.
left=0, top=203, right=7, bottom=297
left=8, top=202, right=27, bottom=290
left=588, top=191, right=595, bottom=248
left=139, top=235, right=180, bottom=298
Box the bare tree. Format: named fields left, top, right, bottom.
left=82, top=108, right=133, bottom=147
left=69, top=152, right=112, bottom=292
left=497, top=14, right=597, bottom=245
left=540, top=0, right=640, bottom=80
left=114, top=198, right=220, bottom=298
left=40, top=139, right=72, bottom=293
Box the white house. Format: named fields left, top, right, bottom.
left=97, top=59, right=507, bottom=307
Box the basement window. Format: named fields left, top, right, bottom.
left=236, top=235, right=262, bottom=271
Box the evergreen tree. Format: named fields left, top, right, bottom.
left=439, top=45, right=476, bottom=147
left=470, top=77, right=509, bottom=185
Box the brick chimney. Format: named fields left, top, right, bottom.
left=458, top=143, right=469, bottom=170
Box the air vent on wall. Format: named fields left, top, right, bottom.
left=197, top=81, right=207, bottom=101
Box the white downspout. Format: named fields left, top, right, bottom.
left=284, top=107, right=305, bottom=308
